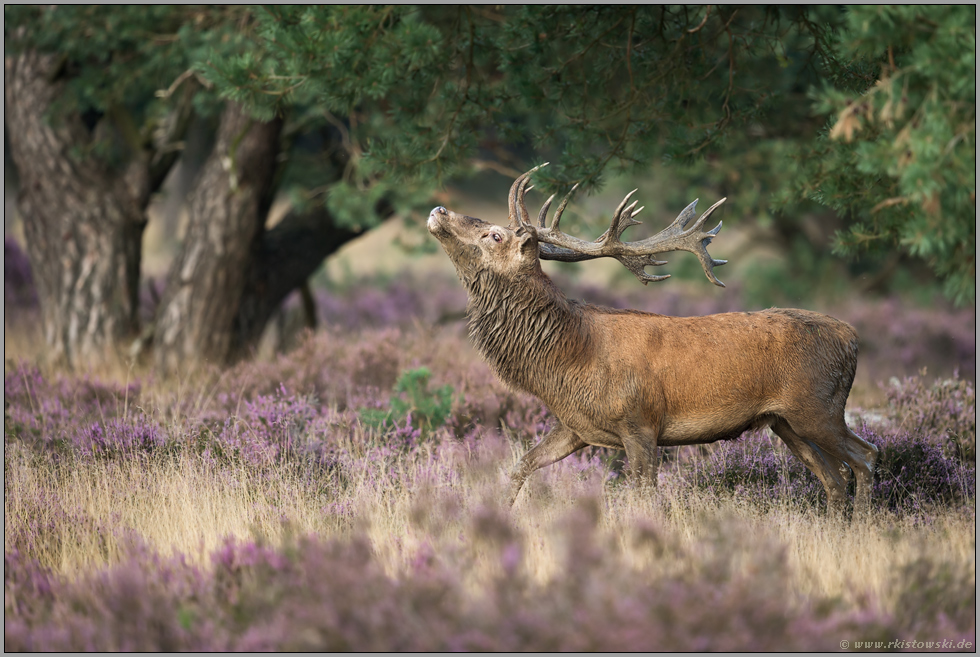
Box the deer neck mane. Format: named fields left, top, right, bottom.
left=464, top=266, right=587, bottom=395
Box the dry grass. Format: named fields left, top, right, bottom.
left=5, top=451, right=320, bottom=570
left=5, top=425, right=974, bottom=621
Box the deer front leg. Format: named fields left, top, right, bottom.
left=509, top=424, right=587, bottom=506
left=623, top=428, right=659, bottom=490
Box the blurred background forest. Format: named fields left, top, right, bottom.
left=4, top=5, right=975, bottom=386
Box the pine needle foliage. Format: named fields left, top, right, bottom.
left=5, top=5, right=975, bottom=303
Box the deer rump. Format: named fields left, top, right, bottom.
left=428, top=164, right=879, bottom=515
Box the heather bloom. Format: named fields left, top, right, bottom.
left=4, top=486, right=123, bottom=565
left=314, top=274, right=466, bottom=331
left=685, top=430, right=824, bottom=509
left=76, top=415, right=166, bottom=459
left=4, top=273, right=975, bottom=651
left=4, top=362, right=143, bottom=457
left=861, top=424, right=975, bottom=513
left=878, top=373, right=976, bottom=460
left=6, top=506, right=973, bottom=651
left=841, top=296, right=976, bottom=380
left=211, top=385, right=323, bottom=468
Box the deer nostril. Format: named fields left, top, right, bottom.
left=432, top=206, right=448, bottom=215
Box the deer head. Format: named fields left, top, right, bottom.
left=427, top=206, right=542, bottom=288
left=428, top=163, right=728, bottom=287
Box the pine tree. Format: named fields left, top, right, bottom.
left=4, top=5, right=973, bottom=368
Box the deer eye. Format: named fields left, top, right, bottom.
left=491, top=233, right=502, bottom=243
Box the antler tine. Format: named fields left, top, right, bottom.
left=512, top=167, right=580, bottom=233
left=687, top=196, right=726, bottom=235
left=617, top=255, right=672, bottom=284
left=537, top=193, right=556, bottom=228
left=664, top=198, right=724, bottom=238
left=613, top=189, right=638, bottom=215
left=670, top=199, right=700, bottom=231
left=507, top=171, right=529, bottom=228
left=550, top=182, right=579, bottom=232
left=508, top=163, right=548, bottom=229
left=516, top=177, right=535, bottom=228
left=607, top=190, right=646, bottom=242
left=692, top=198, right=728, bottom=286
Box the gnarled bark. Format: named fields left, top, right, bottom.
left=152, top=102, right=283, bottom=373
left=5, top=51, right=146, bottom=365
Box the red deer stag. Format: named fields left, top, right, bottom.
left=427, top=164, right=878, bottom=514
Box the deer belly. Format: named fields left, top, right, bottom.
left=659, top=413, right=774, bottom=446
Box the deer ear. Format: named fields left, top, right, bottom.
left=518, top=231, right=538, bottom=258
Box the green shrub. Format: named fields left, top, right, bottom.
left=359, top=367, right=454, bottom=438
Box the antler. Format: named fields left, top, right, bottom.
left=509, top=164, right=728, bottom=287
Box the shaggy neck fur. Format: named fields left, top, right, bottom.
left=463, top=267, right=588, bottom=397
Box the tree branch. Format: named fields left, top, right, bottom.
left=688, top=5, right=711, bottom=34
left=146, top=80, right=199, bottom=200
left=229, top=202, right=378, bottom=360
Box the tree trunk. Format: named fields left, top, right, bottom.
left=4, top=51, right=146, bottom=366
left=7, top=50, right=371, bottom=373
left=153, top=102, right=283, bottom=373
left=229, top=205, right=365, bottom=360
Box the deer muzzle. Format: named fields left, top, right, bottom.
left=427, top=206, right=449, bottom=233
left=427, top=207, right=491, bottom=241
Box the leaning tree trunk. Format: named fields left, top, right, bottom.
left=153, top=102, right=283, bottom=373
left=152, top=102, right=383, bottom=370
left=4, top=51, right=145, bottom=366
left=228, top=205, right=364, bottom=361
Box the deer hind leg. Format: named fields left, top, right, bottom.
left=772, top=418, right=850, bottom=516
left=841, top=425, right=878, bottom=517
left=509, top=424, right=587, bottom=506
